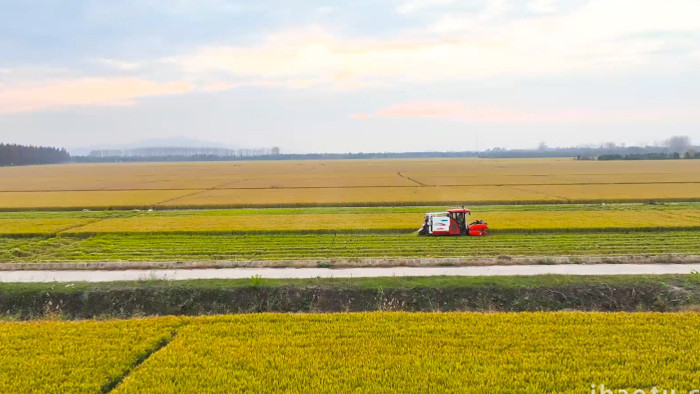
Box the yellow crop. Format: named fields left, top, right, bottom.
left=3, top=313, right=700, bottom=392
left=63, top=213, right=418, bottom=233
left=1, top=158, right=699, bottom=209
left=0, top=317, right=182, bottom=393
left=0, top=218, right=93, bottom=234
left=110, top=312, right=700, bottom=393
left=0, top=190, right=192, bottom=210
left=60, top=208, right=700, bottom=234
left=479, top=209, right=700, bottom=230
left=159, top=184, right=561, bottom=207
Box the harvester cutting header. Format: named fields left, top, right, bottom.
left=418, top=207, right=488, bottom=236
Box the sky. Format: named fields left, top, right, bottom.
left=0, top=0, right=698, bottom=153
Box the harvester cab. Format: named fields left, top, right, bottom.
left=418, top=207, right=488, bottom=236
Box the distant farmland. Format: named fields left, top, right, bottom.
left=1, top=158, right=700, bottom=210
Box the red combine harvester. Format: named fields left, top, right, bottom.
left=418, top=207, right=488, bottom=236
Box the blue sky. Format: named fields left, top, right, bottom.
left=0, top=0, right=698, bottom=153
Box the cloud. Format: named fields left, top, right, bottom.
left=354, top=101, right=700, bottom=123
left=395, top=0, right=458, bottom=15
left=200, top=81, right=239, bottom=92
left=167, top=0, right=700, bottom=90
left=0, top=78, right=192, bottom=114
left=528, top=0, right=557, bottom=14
left=93, top=58, right=143, bottom=71
left=354, top=101, right=588, bottom=122
left=3, top=0, right=699, bottom=115
left=171, top=29, right=536, bottom=89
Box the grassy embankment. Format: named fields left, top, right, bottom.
left=3, top=275, right=700, bottom=319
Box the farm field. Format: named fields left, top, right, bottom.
left=0, top=317, right=182, bottom=393
left=1, top=158, right=700, bottom=209
left=2, top=313, right=700, bottom=393
left=1, top=204, right=699, bottom=263
left=1, top=203, right=700, bottom=236
left=3, top=231, right=700, bottom=263
left=1, top=160, right=699, bottom=265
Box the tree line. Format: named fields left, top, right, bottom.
left=598, top=151, right=698, bottom=161
left=0, top=143, right=70, bottom=166
left=1, top=137, right=697, bottom=166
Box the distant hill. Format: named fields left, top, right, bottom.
left=68, top=136, right=236, bottom=156
left=130, top=136, right=233, bottom=149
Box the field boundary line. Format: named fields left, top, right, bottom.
left=53, top=217, right=111, bottom=236
left=152, top=189, right=210, bottom=206
left=152, top=179, right=235, bottom=207
left=3, top=180, right=700, bottom=193
left=396, top=172, right=430, bottom=186
left=3, top=198, right=700, bottom=211
left=2, top=254, right=700, bottom=271
left=505, top=185, right=570, bottom=202
left=100, top=329, right=179, bottom=393
left=47, top=226, right=700, bottom=237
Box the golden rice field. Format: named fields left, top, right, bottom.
left=2, top=204, right=698, bottom=235
left=1, top=158, right=699, bottom=209
left=2, top=313, right=700, bottom=393
left=0, top=218, right=95, bottom=234
left=0, top=317, right=181, bottom=393
left=61, top=207, right=700, bottom=234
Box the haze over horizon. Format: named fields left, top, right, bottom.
left=1, top=0, right=699, bottom=153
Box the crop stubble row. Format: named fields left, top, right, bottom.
left=3, top=231, right=699, bottom=262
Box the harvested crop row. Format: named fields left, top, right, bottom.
left=4, top=231, right=699, bottom=262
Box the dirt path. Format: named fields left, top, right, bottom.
left=2, top=263, right=700, bottom=283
